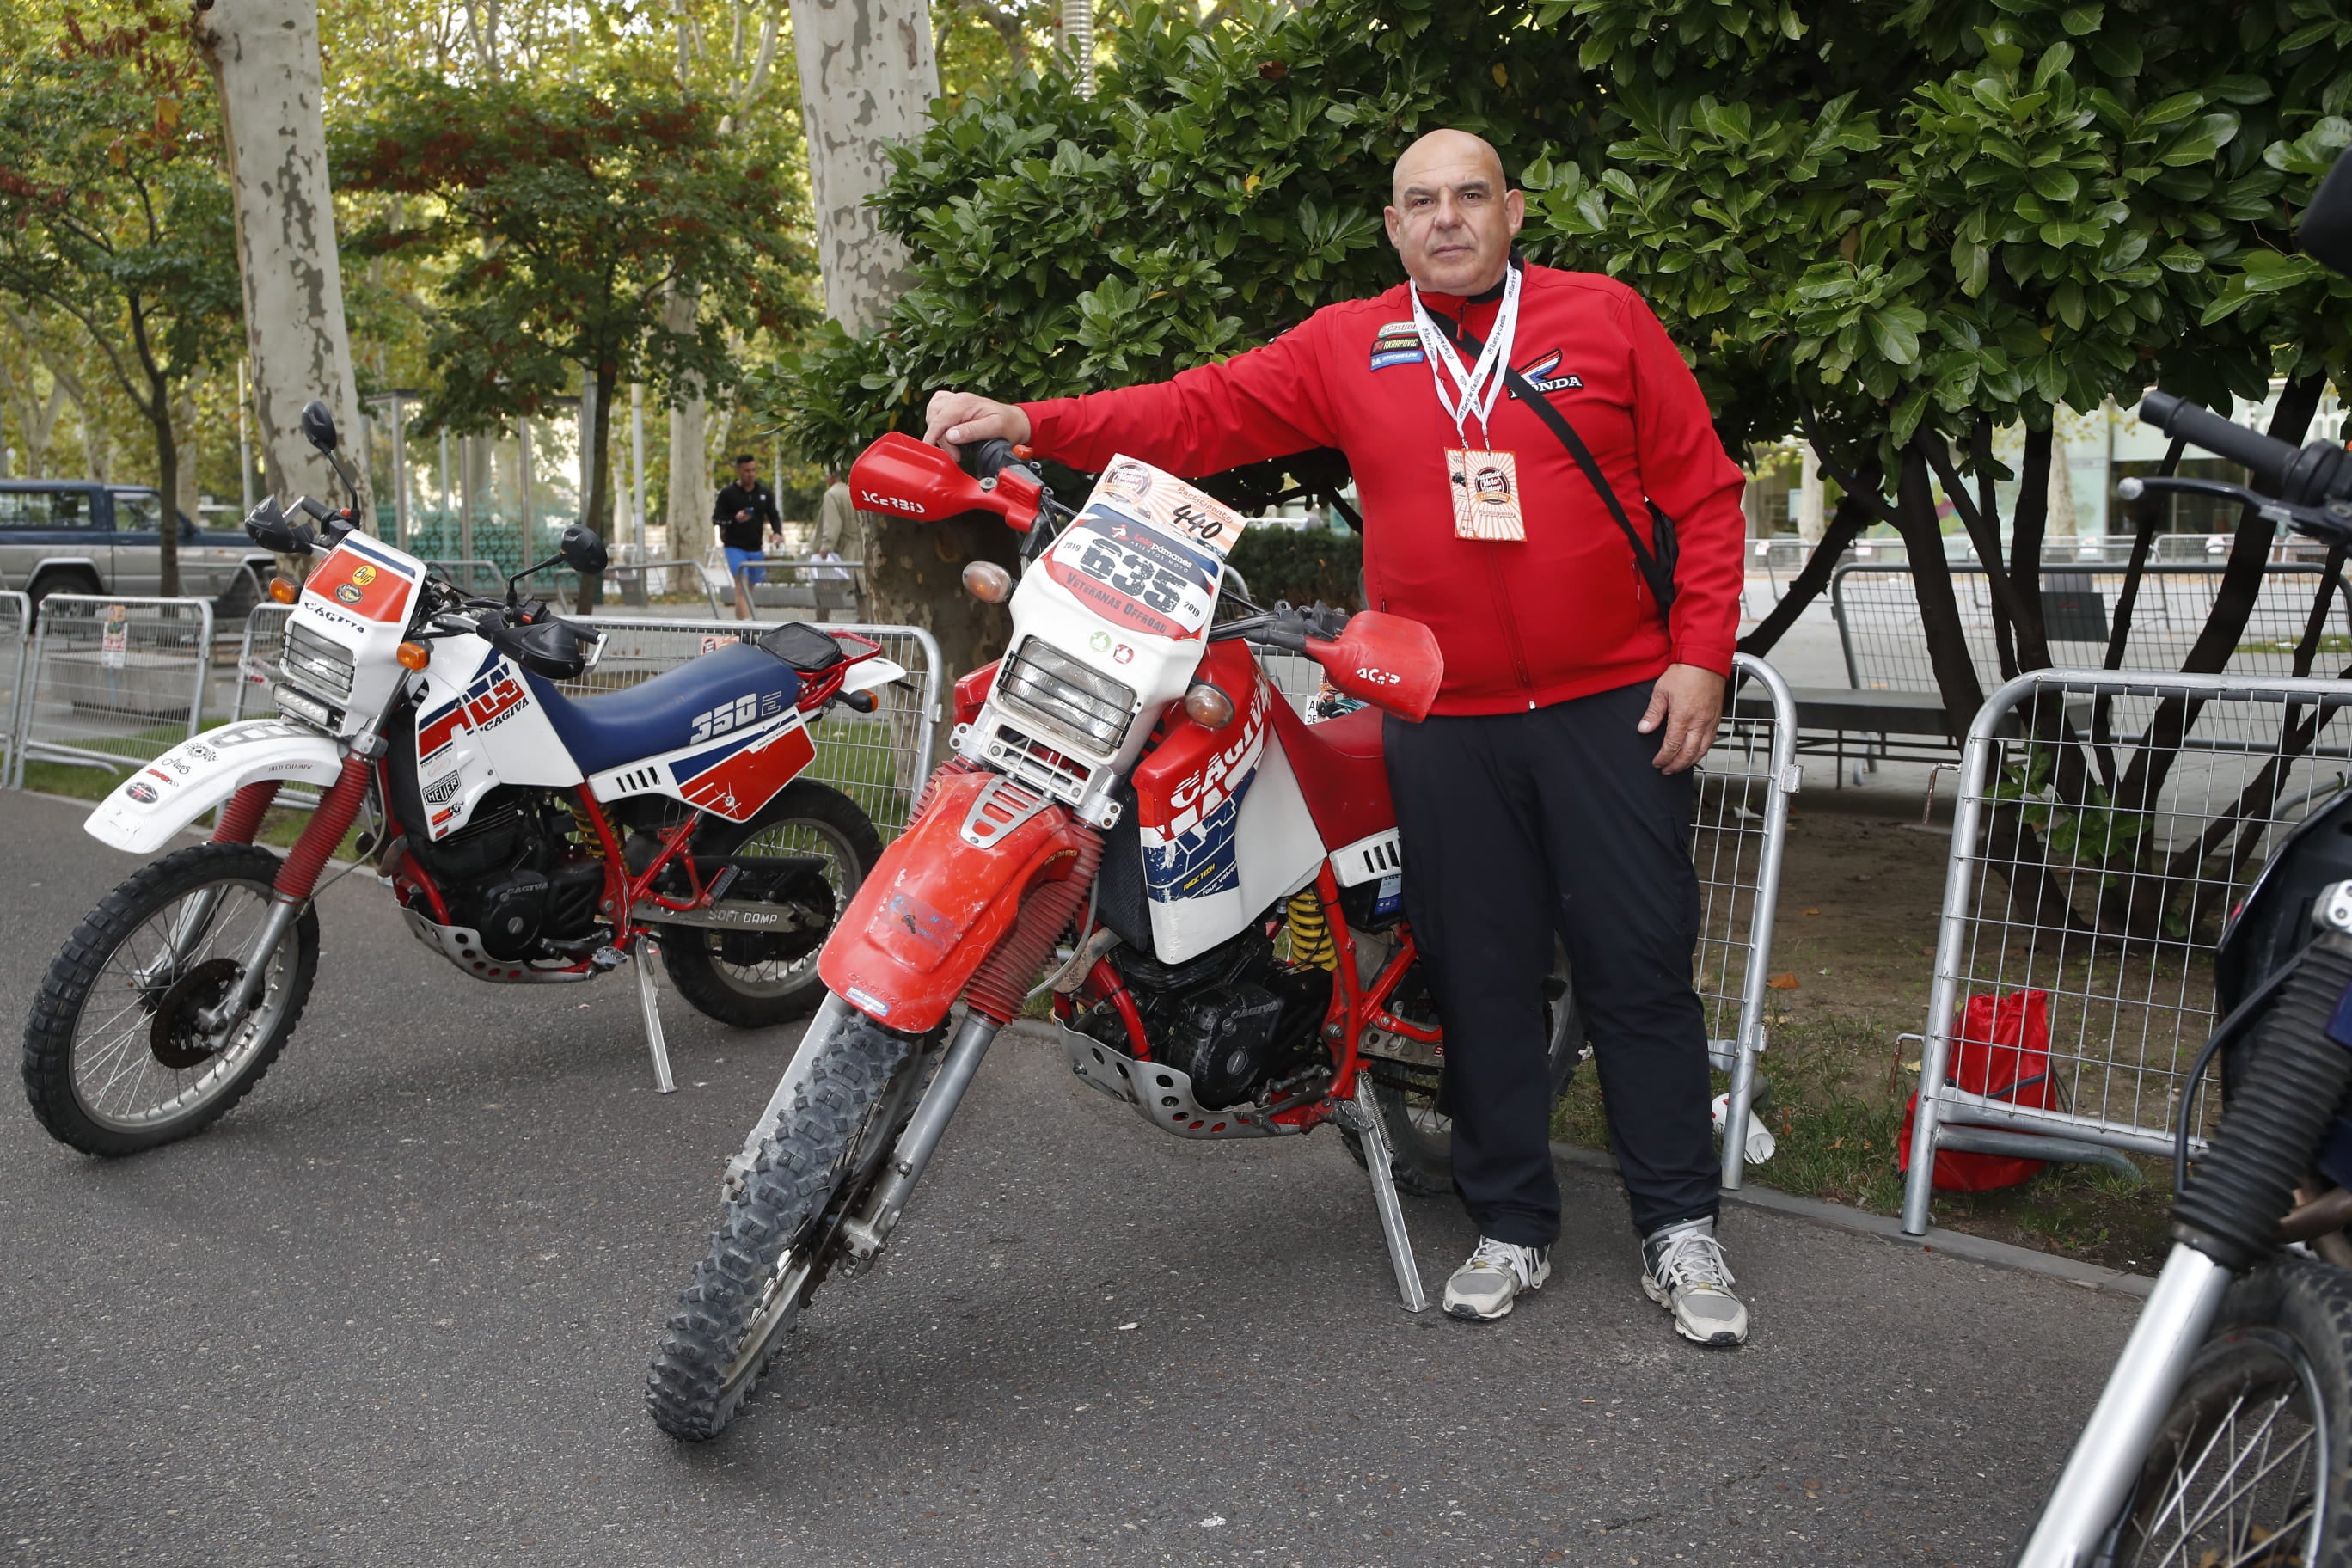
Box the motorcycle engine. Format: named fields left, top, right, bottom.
left=1086, top=923, right=1331, bottom=1109
left=390, top=764, right=607, bottom=960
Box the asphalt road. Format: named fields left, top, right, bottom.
left=0, top=789, right=2133, bottom=1567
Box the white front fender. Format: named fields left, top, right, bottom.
left=85, top=720, right=349, bottom=854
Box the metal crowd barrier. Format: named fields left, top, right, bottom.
left=1701, top=654, right=1801, bottom=1186
left=1261, top=645, right=1798, bottom=1185
left=1832, top=561, right=2352, bottom=696
left=9, top=595, right=213, bottom=788
left=605, top=558, right=725, bottom=616
left=228, top=603, right=297, bottom=723
left=574, top=616, right=943, bottom=837
left=1901, top=668, right=2352, bottom=1234
left=0, top=591, right=28, bottom=780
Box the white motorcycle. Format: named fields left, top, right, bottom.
left=21, top=400, right=901, bottom=1157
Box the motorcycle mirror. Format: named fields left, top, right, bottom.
left=2301, top=150, right=2352, bottom=276
left=242, top=495, right=314, bottom=557
left=1305, top=610, right=1443, bottom=722
left=299, top=400, right=339, bottom=455
left=558, top=523, right=609, bottom=574
left=850, top=432, right=1042, bottom=531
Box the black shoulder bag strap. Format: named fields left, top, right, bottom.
left=1440, top=315, right=1680, bottom=622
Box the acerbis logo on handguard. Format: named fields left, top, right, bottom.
left=860, top=490, right=925, bottom=516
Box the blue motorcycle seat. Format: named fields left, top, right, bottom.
left=522, top=640, right=802, bottom=780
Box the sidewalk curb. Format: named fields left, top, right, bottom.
left=1552, top=1141, right=2154, bottom=1302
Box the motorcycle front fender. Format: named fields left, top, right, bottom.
left=818, top=769, right=1093, bottom=1033
left=84, top=720, right=347, bottom=854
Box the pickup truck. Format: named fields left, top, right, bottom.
left=0, top=480, right=276, bottom=616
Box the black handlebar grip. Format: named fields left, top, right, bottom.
left=967, top=438, right=1018, bottom=481
left=2139, top=391, right=2299, bottom=490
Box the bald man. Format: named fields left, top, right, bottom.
left=925, top=131, right=1749, bottom=1345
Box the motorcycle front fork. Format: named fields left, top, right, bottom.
left=2014, top=1242, right=2233, bottom=1567
left=721, top=995, right=1003, bottom=1274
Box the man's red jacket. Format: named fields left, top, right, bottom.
left=1020, top=261, right=1746, bottom=716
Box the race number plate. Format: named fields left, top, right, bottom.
left=1043, top=456, right=1248, bottom=641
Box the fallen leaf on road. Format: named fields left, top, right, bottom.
left=1767, top=972, right=1799, bottom=990
left=1802, top=907, right=1819, bottom=916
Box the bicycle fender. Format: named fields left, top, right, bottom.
left=85, top=720, right=347, bottom=854
left=818, top=769, right=1091, bottom=1032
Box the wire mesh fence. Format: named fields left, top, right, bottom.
left=1833, top=562, right=2352, bottom=695
left=10, top=595, right=212, bottom=787
left=1901, top=668, right=2352, bottom=1234
left=605, top=559, right=724, bottom=615
left=1699, top=654, right=1800, bottom=1185
left=0, top=591, right=28, bottom=780
left=228, top=604, right=297, bottom=723
left=575, top=616, right=943, bottom=837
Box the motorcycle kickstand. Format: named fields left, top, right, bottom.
left=1337, top=1069, right=1430, bottom=1313
left=630, top=934, right=676, bottom=1094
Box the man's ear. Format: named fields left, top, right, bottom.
left=1382, top=204, right=1403, bottom=250
left=1504, top=188, right=1525, bottom=237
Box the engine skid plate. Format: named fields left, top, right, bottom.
left=399, top=906, right=592, bottom=984
left=1058, top=1024, right=1301, bottom=1140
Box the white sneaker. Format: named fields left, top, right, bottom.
left=1442, top=1237, right=1552, bottom=1321
left=1641, top=1216, right=1749, bottom=1346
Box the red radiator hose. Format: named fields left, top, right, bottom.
left=273, top=757, right=371, bottom=901
left=211, top=781, right=281, bottom=844
left=961, top=829, right=1103, bottom=1025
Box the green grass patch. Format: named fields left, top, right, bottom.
left=1551, top=1009, right=2173, bottom=1272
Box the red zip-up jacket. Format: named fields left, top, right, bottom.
left=1020, top=262, right=1746, bottom=716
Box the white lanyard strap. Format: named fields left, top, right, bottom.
left=1411, top=262, right=1521, bottom=450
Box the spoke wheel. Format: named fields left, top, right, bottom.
left=2111, top=1258, right=2352, bottom=1568
left=23, top=843, right=318, bottom=1156
left=658, top=781, right=882, bottom=1028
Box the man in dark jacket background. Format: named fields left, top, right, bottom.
left=922, top=129, right=1749, bottom=1344
left=714, top=453, right=780, bottom=621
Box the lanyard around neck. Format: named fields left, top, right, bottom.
left=1410, top=262, right=1521, bottom=450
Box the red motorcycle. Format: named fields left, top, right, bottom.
left=645, top=436, right=1580, bottom=1440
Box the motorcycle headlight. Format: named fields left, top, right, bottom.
left=995, top=636, right=1136, bottom=754
left=282, top=621, right=355, bottom=703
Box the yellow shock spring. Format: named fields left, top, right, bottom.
left=1285, top=889, right=1338, bottom=972
left=563, top=799, right=605, bottom=857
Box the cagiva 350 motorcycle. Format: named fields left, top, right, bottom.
left=644, top=433, right=1581, bottom=1441
left=2013, top=155, right=2352, bottom=1566
left=21, top=400, right=898, bottom=1158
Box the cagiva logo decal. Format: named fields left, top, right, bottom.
left=1515, top=348, right=1583, bottom=395
left=1167, top=683, right=1268, bottom=816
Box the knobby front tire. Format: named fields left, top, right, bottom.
left=22, top=843, right=319, bottom=1156
left=645, top=1011, right=914, bottom=1441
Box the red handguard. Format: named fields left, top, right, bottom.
left=1307, top=611, right=1443, bottom=722
left=848, top=432, right=1043, bottom=532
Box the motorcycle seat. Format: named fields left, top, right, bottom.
left=1265, top=696, right=1395, bottom=852
left=522, top=640, right=802, bottom=779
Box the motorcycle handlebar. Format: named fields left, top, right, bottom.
left=965, top=438, right=1020, bottom=481
left=2139, top=391, right=2297, bottom=490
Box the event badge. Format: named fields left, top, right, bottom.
left=1446, top=448, right=1524, bottom=541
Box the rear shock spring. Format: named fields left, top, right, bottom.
left=1286, top=889, right=1337, bottom=971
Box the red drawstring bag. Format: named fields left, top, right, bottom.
left=1897, top=989, right=2061, bottom=1192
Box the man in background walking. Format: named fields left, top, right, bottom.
left=714, top=453, right=779, bottom=620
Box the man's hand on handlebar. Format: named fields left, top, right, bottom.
left=923, top=390, right=1032, bottom=460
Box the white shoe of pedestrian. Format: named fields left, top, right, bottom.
left=1641, top=1216, right=1749, bottom=1346
left=1442, top=1236, right=1551, bottom=1321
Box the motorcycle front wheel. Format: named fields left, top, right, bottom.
left=2104, top=1255, right=2352, bottom=1567
left=645, top=1007, right=919, bottom=1440
left=22, top=842, right=320, bottom=1156
left=657, top=781, right=883, bottom=1028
